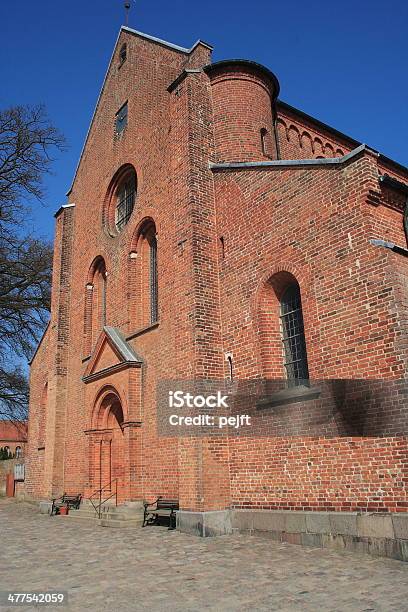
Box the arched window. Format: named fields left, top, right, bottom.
left=149, top=234, right=158, bottom=324
left=84, top=257, right=107, bottom=354
left=15, top=446, right=22, bottom=458
left=258, top=271, right=310, bottom=384
left=280, top=282, right=309, bottom=385
left=104, top=165, right=137, bottom=236
left=115, top=173, right=135, bottom=231
left=128, top=220, right=158, bottom=330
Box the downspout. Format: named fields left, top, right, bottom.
left=272, top=99, right=281, bottom=160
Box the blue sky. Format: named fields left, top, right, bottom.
left=1, top=0, right=407, bottom=241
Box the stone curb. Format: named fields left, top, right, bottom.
left=178, top=509, right=408, bottom=561
left=230, top=510, right=408, bottom=561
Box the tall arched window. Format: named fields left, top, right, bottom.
left=128, top=220, right=158, bottom=330
left=280, top=282, right=309, bottom=385
left=115, top=173, right=135, bottom=232
left=149, top=234, right=158, bottom=324
left=84, top=257, right=107, bottom=355
left=258, top=271, right=309, bottom=385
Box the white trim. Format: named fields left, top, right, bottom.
left=121, top=26, right=213, bottom=53
left=209, top=144, right=374, bottom=171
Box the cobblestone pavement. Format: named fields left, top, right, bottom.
left=0, top=499, right=407, bottom=612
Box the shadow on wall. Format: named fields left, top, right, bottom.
left=156, top=378, right=408, bottom=438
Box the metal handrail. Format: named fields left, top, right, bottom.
left=89, top=478, right=118, bottom=519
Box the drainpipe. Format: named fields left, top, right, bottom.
left=272, top=99, right=281, bottom=160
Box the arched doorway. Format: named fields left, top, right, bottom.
left=89, top=388, right=126, bottom=503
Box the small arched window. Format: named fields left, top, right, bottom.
left=119, top=43, right=127, bottom=65
left=226, top=354, right=233, bottom=381
left=115, top=172, right=136, bottom=232
left=280, top=282, right=309, bottom=385
left=15, top=446, right=22, bottom=458
left=261, top=128, right=268, bottom=156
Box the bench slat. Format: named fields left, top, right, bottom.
left=142, top=497, right=179, bottom=529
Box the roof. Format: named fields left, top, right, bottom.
left=103, top=326, right=143, bottom=363
left=121, top=26, right=213, bottom=54
left=66, top=27, right=213, bottom=196
left=209, top=143, right=371, bottom=171
left=203, top=59, right=280, bottom=98
left=65, top=27, right=407, bottom=199
left=82, top=326, right=143, bottom=383
left=54, top=202, right=75, bottom=219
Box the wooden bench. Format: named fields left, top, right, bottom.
left=143, top=497, right=179, bottom=530
left=50, top=493, right=82, bottom=516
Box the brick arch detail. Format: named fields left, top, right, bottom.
left=87, top=384, right=129, bottom=503
left=86, top=254, right=108, bottom=285
left=276, top=117, right=345, bottom=159
left=129, top=216, right=157, bottom=253
left=252, top=259, right=311, bottom=311
left=90, top=384, right=128, bottom=431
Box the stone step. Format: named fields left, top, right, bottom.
left=67, top=508, right=122, bottom=519
left=99, top=517, right=143, bottom=528
left=65, top=509, right=97, bottom=521
left=65, top=504, right=144, bottom=528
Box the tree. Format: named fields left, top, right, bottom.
left=0, top=104, right=66, bottom=423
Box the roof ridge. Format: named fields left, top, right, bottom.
left=121, top=26, right=213, bottom=53
left=103, top=326, right=143, bottom=363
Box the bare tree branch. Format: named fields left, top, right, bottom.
left=0, top=104, right=66, bottom=421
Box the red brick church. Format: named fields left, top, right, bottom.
left=26, top=26, right=408, bottom=551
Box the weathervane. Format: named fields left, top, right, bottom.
left=124, top=2, right=131, bottom=26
